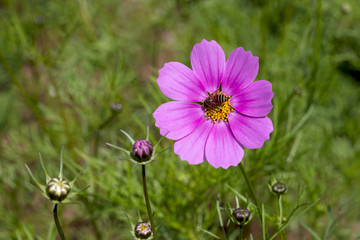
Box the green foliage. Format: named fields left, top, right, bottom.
left=0, top=0, right=359, bottom=239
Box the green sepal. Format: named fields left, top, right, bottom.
left=146, top=126, right=150, bottom=141
left=106, top=143, right=131, bottom=155
left=226, top=184, right=256, bottom=209
left=59, top=147, right=64, bottom=178
left=61, top=200, right=85, bottom=207
left=153, top=132, right=167, bottom=154
left=120, top=129, right=135, bottom=145
left=25, top=164, right=45, bottom=191
left=70, top=164, right=89, bottom=187
left=39, top=153, right=51, bottom=184
left=152, top=147, right=168, bottom=159
left=25, top=182, right=48, bottom=199
left=128, top=156, right=156, bottom=165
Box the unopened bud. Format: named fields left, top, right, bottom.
left=46, top=177, right=71, bottom=202
left=233, top=207, right=250, bottom=225
left=132, top=140, right=153, bottom=163
left=134, top=222, right=152, bottom=239
left=110, top=102, right=122, bottom=113
left=272, top=182, right=287, bottom=195
left=293, top=86, right=303, bottom=96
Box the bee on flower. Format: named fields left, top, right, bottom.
left=153, top=39, right=274, bottom=169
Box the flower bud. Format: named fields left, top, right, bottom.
left=132, top=140, right=153, bottom=163
left=233, top=207, right=250, bottom=225
left=272, top=182, right=287, bottom=195
left=293, top=86, right=303, bottom=96
left=110, top=102, right=122, bottom=113
left=46, top=177, right=71, bottom=202
left=134, top=222, right=152, bottom=239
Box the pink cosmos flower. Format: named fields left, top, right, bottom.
left=153, top=39, right=273, bottom=169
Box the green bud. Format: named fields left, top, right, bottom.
left=272, top=182, right=287, bottom=195
left=110, top=102, right=122, bottom=113
left=232, top=207, right=250, bottom=226
left=46, top=177, right=71, bottom=202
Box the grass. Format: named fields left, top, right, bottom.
left=0, top=0, right=359, bottom=239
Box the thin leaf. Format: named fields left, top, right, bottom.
left=298, top=219, right=321, bottom=240
left=269, top=199, right=320, bottom=240
left=201, top=228, right=220, bottom=239
left=216, top=193, right=227, bottom=240
left=323, top=194, right=355, bottom=239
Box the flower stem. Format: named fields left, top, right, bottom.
left=239, top=226, right=243, bottom=240
left=238, top=163, right=262, bottom=223
left=142, top=165, right=157, bottom=240
left=278, top=195, right=287, bottom=240
left=53, top=203, right=66, bottom=240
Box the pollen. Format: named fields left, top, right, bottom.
left=203, top=92, right=234, bottom=123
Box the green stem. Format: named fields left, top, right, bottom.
left=238, top=163, right=269, bottom=238
left=142, top=165, right=157, bottom=240
left=238, top=163, right=262, bottom=221
left=278, top=195, right=287, bottom=240
left=279, top=195, right=283, bottom=227
left=53, top=204, right=66, bottom=240
left=239, top=226, right=243, bottom=240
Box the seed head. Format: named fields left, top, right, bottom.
left=134, top=222, right=152, bottom=239
left=132, top=140, right=153, bottom=163
left=46, top=177, right=71, bottom=202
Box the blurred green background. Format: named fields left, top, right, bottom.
left=0, top=0, right=359, bottom=239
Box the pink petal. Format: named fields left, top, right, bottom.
left=157, top=62, right=207, bottom=101
left=205, top=121, right=244, bottom=169
left=228, top=111, right=273, bottom=149
left=153, top=101, right=205, bottom=140
left=230, top=80, right=274, bottom=117
left=221, top=47, right=259, bottom=96
left=190, top=39, right=225, bottom=93
left=174, top=118, right=214, bottom=165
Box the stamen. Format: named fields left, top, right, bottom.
left=203, top=91, right=233, bottom=122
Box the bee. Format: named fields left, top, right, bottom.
left=203, top=90, right=229, bottom=108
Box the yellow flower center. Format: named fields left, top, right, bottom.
left=203, top=91, right=233, bottom=122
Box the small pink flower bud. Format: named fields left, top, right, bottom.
left=134, top=222, right=152, bottom=239
left=132, top=140, right=153, bottom=163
